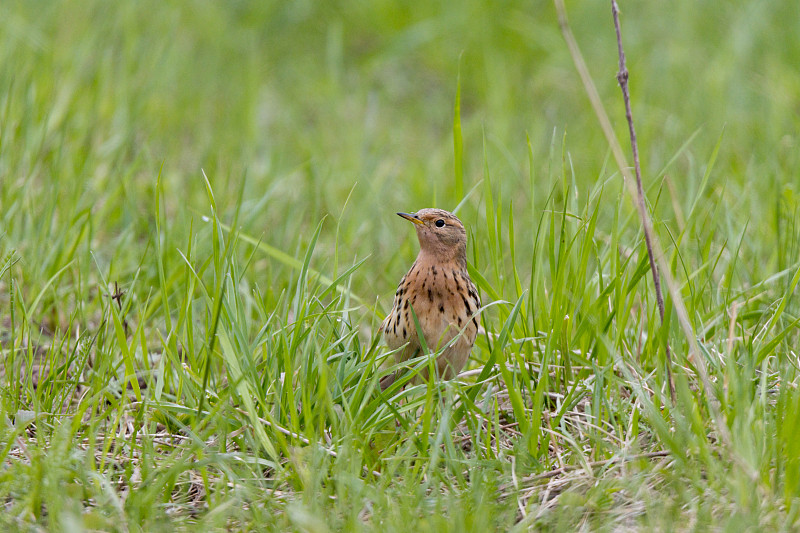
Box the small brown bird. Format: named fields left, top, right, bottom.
left=380, top=209, right=480, bottom=390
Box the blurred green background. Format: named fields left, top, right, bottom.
left=3, top=0, right=798, bottom=301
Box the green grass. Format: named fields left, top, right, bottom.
left=2, top=0, right=800, bottom=530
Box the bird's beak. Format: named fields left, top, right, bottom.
left=397, top=212, right=424, bottom=225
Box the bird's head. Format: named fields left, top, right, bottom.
left=397, top=208, right=467, bottom=264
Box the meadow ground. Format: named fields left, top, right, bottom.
left=2, top=1, right=800, bottom=531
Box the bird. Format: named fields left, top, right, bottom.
left=380, top=208, right=481, bottom=390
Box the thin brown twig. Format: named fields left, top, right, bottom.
left=610, top=0, right=676, bottom=403
left=552, top=0, right=753, bottom=481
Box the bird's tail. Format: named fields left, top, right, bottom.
left=379, top=372, right=396, bottom=391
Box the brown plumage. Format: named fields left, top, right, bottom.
left=380, top=208, right=480, bottom=390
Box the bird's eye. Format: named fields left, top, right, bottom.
left=435, top=219, right=445, bottom=227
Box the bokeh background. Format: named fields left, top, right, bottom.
left=3, top=0, right=798, bottom=300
